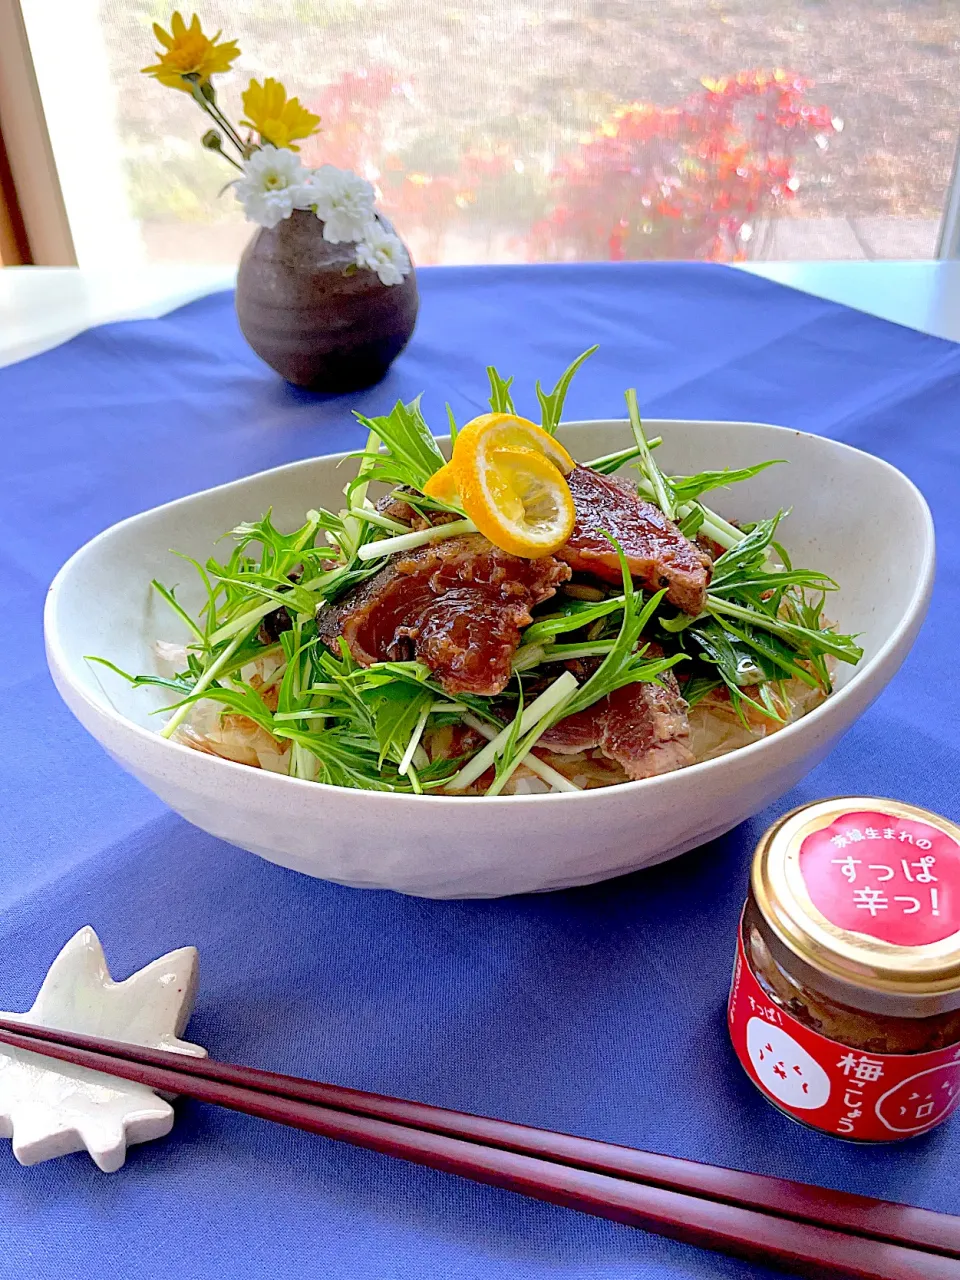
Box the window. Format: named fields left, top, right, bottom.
left=15, top=0, right=960, bottom=266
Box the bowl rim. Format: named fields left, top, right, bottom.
left=45, top=417, right=936, bottom=808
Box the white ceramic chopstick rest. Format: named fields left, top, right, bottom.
left=0, top=926, right=206, bottom=1171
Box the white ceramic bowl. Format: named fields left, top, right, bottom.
left=45, top=420, right=934, bottom=898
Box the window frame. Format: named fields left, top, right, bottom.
left=937, top=139, right=960, bottom=260
left=2, top=0, right=958, bottom=268
left=0, top=0, right=76, bottom=265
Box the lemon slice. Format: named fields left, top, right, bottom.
left=455, top=445, right=575, bottom=558
left=452, top=413, right=575, bottom=477
left=421, top=413, right=577, bottom=557
left=422, top=460, right=460, bottom=503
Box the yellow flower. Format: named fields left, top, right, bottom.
left=141, top=12, right=240, bottom=92
left=240, top=78, right=320, bottom=151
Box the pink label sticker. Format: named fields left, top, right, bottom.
left=798, top=809, right=960, bottom=946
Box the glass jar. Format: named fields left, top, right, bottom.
left=728, top=797, right=960, bottom=1141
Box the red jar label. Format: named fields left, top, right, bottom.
left=798, top=809, right=960, bottom=946
left=728, top=920, right=960, bottom=1141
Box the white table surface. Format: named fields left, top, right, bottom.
left=1, top=261, right=958, bottom=369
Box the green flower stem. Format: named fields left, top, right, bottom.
left=187, top=80, right=247, bottom=160
left=199, top=94, right=247, bottom=155
left=216, top=149, right=244, bottom=172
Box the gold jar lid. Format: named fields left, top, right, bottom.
left=752, top=797, right=960, bottom=1010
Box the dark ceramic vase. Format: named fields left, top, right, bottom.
left=235, top=210, right=419, bottom=393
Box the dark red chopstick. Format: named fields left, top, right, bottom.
left=0, top=1021, right=956, bottom=1280
left=0, top=1015, right=953, bottom=1260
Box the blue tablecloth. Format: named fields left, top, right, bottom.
left=2, top=263, right=960, bottom=1279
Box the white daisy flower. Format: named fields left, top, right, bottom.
left=309, top=166, right=377, bottom=243
left=290, top=164, right=330, bottom=212
left=354, top=221, right=412, bottom=286
left=234, top=146, right=304, bottom=229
